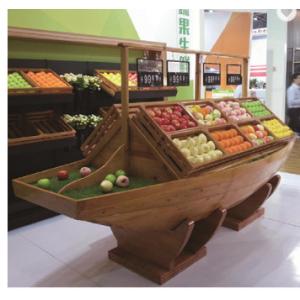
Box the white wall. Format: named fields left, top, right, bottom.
left=203, top=11, right=232, bottom=51
left=266, top=10, right=288, bottom=121
left=250, top=37, right=267, bottom=66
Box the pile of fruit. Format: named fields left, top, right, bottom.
left=8, top=72, right=32, bottom=89
left=147, top=105, right=197, bottom=132
left=211, top=128, right=252, bottom=154
left=241, top=101, right=271, bottom=117
left=262, top=119, right=294, bottom=138
left=216, top=100, right=252, bottom=122
left=26, top=71, right=68, bottom=88
left=99, top=170, right=129, bottom=193
left=185, top=104, right=227, bottom=126
left=35, top=166, right=93, bottom=192
left=101, top=72, right=137, bottom=87
left=240, top=124, right=274, bottom=146
left=172, top=133, right=223, bottom=165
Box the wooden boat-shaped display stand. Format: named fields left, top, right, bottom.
left=12, top=43, right=296, bottom=285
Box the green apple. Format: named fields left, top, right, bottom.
left=105, top=174, right=116, bottom=184
left=37, top=178, right=51, bottom=189
left=100, top=180, right=113, bottom=193
left=115, top=169, right=126, bottom=177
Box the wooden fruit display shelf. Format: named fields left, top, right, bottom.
left=8, top=110, right=76, bottom=147
left=8, top=68, right=73, bottom=96
left=135, top=100, right=293, bottom=177
left=95, top=69, right=177, bottom=98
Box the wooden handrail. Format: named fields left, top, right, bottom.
left=8, top=26, right=166, bottom=49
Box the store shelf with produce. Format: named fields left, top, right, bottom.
left=95, top=69, right=177, bottom=99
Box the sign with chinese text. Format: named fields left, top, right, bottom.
left=136, top=58, right=163, bottom=88
left=177, top=9, right=190, bottom=63
left=226, top=64, right=242, bottom=85
left=203, top=63, right=221, bottom=86
left=167, top=60, right=190, bottom=86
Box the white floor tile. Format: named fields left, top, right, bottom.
left=8, top=233, right=94, bottom=287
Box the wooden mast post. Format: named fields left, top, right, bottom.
left=120, top=44, right=129, bottom=163
left=242, top=57, right=249, bottom=97
left=195, top=53, right=201, bottom=100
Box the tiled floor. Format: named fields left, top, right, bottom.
left=8, top=172, right=300, bottom=287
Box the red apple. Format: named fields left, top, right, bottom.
left=153, top=108, right=162, bottom=116
left=165, top=107, right=173, bottom=114
left=154, top=117, right=163, bottom=125
left=57, top=170, right=69, bottom=180
left=182, top=115, right=190, bottom=121
left=168, top=125, right=176, bottom=131
left=174, top=105, right=183, bottom=112
left=147, top=109, right=155, bottom=117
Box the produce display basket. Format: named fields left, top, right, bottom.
left=8, top=68, right=73, bottom=95
left=239, top=98, right=274, bottom=120
left=8, top=69, right=39, bottom=95
left=182, top=100, right=230, bottom=126
left=8, top=110, right=76, bottom=147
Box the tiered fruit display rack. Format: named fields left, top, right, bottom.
left=12, top=42, right=296, bottom=285
left=95, top=69, right=177, bottom=99
left=8, top=68, right=73, bottom=96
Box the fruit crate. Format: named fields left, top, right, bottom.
left=212, top=98, right=255, bottom=124
left=140, top=102, right=198, bottom=136
left=208, top=123, right=254, bottom=157
left=8, top=69, right=39, bottom=96
left=8, top=114, right=40, bottom=145
left=238, top=119, right=277, bottom=147
left=9, top=68, right=73, bottom=95
left=239, top=99, right=274, bottom=119
left=182, top=100, right=229, bottom=127
left=168, top=128, right=227, bottom=175
left=9, top=110, right=76, bottom=147
left=95, top=69, right=138, bottom=96
left=95, top=69, right=177, bottom=98
left=260, top=116, right=295, bottom=141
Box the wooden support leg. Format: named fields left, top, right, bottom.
left=109, top=208, right=226, bottom=285
left=223, top=179, right=276, bottom=231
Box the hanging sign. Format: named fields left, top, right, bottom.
left=167, top=60, right=190, bottom=86
left=203, top=63, right=221, bottom=86
left=136, top=58, right=163, bottom=88
left=226, top=64, right=242, bottom=85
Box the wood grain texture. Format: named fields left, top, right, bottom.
left=280, top=138, right=300, bottom=175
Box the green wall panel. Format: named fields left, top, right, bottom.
left=169, top=80, right=194, bottom=101
left=8, top=9, right=139, bottom=39
left=8, top=9, right=140, bottom=62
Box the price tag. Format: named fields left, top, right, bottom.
left=203, top=63, right=221, bottom=86
left=226, top=64, right=242, bottom=85
left=136, top=58, right=163, bottom=87
left=167, top=60, right=190, bottom=86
